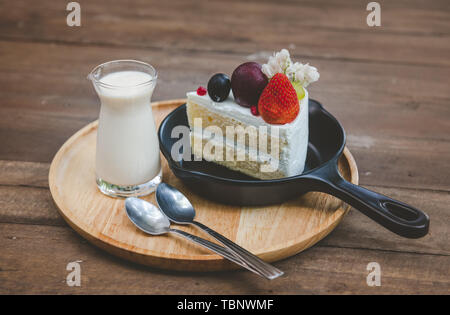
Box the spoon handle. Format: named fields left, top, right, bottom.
left=192, top=221, right=283, bottom=280
left=168, top=228, right=269, bottom=279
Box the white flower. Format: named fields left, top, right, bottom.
left=286, top=62, right=302, bottom=82
left=288, top=62, right=320, bottom=87
left=261, top=64, right=274, bottom=78
left=262, top=49, right=291, bottom=79
left=262, top=57, right=281, bottom=78
left=274, top=49, right=291, bottom=71
left=268, top=57, right=282, bottom=74
left=304, top=64, right=320, bottom=87
left=261, top=48, right=319, bottom=87
left=296, top=74, right=306, bottom=86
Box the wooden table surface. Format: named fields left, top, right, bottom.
left=1, top=0, right=449, bottom=294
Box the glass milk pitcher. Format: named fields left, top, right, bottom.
left=88, top=60, right=162, bottom=197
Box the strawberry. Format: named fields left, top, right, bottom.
left=258, top=73, right=299, bottom=124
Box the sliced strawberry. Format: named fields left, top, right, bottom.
left=257, top=73, right=299, bottom=124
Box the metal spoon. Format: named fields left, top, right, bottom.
left=124, top=197, right=268, bottom=278
left=156, top=183, right=284, bottom=280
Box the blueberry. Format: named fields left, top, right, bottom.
left=207, top=73, right=231, bottom=102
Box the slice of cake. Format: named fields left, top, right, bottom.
left=186, top=49, right=319, bottom=180
left=187, top=89, right=309, bottom=179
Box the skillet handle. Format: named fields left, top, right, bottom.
left=310, top=163, right=430, bottom=238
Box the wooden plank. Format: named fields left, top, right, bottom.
left=3, top=0, right=450, bottom=36
left=349, top=136, right=450, bottom=192
left=0, top=1, right=449, bottom=66
left=0, top=162, right=448, bottom=256
left=0, top=186, right=64, bottom=227
left=0, top=160, right=48, bottom=188
left=0, top=222, right=448, bottom=294
left=0, top=108, right=93, bottom=163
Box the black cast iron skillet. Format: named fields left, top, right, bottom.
left=158, top=100, right=429, bottom=239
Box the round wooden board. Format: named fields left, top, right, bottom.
left=49, top=99, right=359, bottom=272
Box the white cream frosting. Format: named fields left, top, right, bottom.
left=186, top=90, right=309, bottom=177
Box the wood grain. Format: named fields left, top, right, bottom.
left=1, top=0, right=449, bottom=66
left=48, top=100, right=358, bottom=271
left=1, top=222, right=448, bottom=294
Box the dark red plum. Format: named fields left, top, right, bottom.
left=231, top=62, right=268, bottom=108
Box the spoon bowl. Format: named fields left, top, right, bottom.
left=125, top=197, right=170, bottom=235
left=156, top=183, right=196, bottom=223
